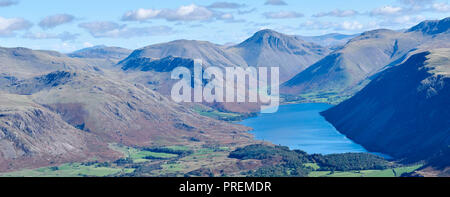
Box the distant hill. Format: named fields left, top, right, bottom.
left=118, top=40, right=248, bottom=69
left=297, top=33, right=359, bottom=49
left=68, top=45, right=132, bottom=60
left=228, top=29, right=330, bottom=82
left=119, top=34, right=323, bottom=113
left=321, top=49, right=450, bottom=169
left=0, top=47, right=96, bottom=79
left=282, top=17, right=450, bottom=96
left=282, top=29, right=421, bottom=95
left=119, top=54, right=261, bottom=113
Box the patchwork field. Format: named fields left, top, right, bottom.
left=308, top=164, right=424, bottom=177
left=0, top=143, right=250, bottom=177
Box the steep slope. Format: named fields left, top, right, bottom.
left=119, top=56, right=194, bottom=97
left=282, top=29, right=423, bottom=95
left=3, top=70, right=252, bottom=147
left=321, top=49, right=450, bottom=165
left=121, top=55, right=194, bottom=72
left=228, top=29, right=330, bottom=82
left=406, top=17, right=450, bottom=35
left=282, top=17, right=450, bottom=96
left=118, top=40, right=248, bottom=68
left=68, top=45, right=131, bottom=60
left=0, top=94, right=117, bottom=172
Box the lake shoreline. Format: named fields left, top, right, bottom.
left=238, top=103, right=393, bottom=159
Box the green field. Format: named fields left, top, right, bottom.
left=0, top=144, right=213, bottom=177
left=192, top=105, right=251, bottom=121
left=1, top=143, right=422, bottom=177
left=308, top=164, right=423, bottom=177
left=109, top=144, right=178, bottom=163
left=161, top=163, right=186, bottom=173
left=304, top=163, right=321, bottom=170
left=282, top=92, right=352, bottom=105
left=0, top=163, right=134, bottom=177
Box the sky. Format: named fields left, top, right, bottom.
left=0, top=0, right=449, bottom=52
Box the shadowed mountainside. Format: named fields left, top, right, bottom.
left=321, top=49, right=450, bottom=173
left=121, top=55, right=194, bottom=72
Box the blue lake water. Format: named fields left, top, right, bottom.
left=239, top=103, right=369, bottom=155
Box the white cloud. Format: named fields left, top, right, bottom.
left=431, top=2, right=450, bottom=12
left=39, top=14, right=75, bottom=29
left=0, top=0, right=18, bottom=7
left=238, top=8, right=257, bottom=15
left=122, top=4, right=214, bottom=22
left=207, top=2, right=246, bottom=9
left=50, top=42, right=78, bottom=53
left=83, top=42, right=94, bottom=48
left=215, top=12, right=245, bottom=23
left=300, top=20, right=334, bottom=30
left=313, top=9, right=359, bottom=17
left=219, top=13, right=234, bottom=20
left=338, top=21, right=365, bottom=30
left=0, top=16, right=32, bottom=37
left=398, top=0, right=434, bottom=6
left=380, top=15, right=427, bottom=27
left=264, top=0, right=287, bottom=6
left=79, top=21, right=173, bottom=38
left=300, top=20, right=377, bottom=32
left=23, top=31, right=79, bottom=41
left=263, top=11, right=304, bottom=19
left=122, top=8, right=161, bottom=21
left=371, top=6, right=404, bottom=16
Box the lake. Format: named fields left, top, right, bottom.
left=239, top=103, right=369, bottom=155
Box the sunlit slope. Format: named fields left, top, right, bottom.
left=282, top=17, right=450, bottom=96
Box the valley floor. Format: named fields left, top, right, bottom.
left=0, top=143, right=424, bottom=177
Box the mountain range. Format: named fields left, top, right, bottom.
left=0, top=50, right=252, bottom=171
left=0, top=17, right=449, bottom=176
left=282, top=18, right=450, bottom=97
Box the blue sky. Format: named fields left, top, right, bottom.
left=0, top=0, right=449, bottom=52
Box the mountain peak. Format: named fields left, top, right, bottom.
left=253, top=29, right=283, bottom=36
left=240, top=29, right=289, bottom=47
left=120, top=39, right=248, bottom=68
left=231, top=29, right=330, bottom=82
left=407, top=17, right=450, bottom=35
